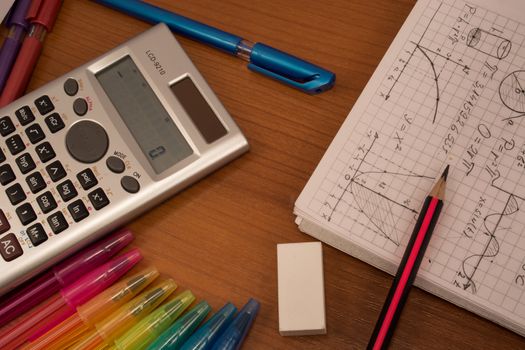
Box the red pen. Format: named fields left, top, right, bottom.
left=368, top=166, right=448, bottom=350
left=0, top=0, right=62, bottom=107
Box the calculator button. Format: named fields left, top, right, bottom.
left=26, top=171, right=46, bottom=194
left=35, top=95, right=54, bottom=115
left=46, top=160, right=66, bottom=182
left=68, top=199, right=89, bottom=222
left=25, top=124, right=46, bottom=144
left=15, top=106, right=35, bottom=126
left=73, top=98, right=88, bottom=116
left=0, top=234, right=23, bottom=261
left=66, top=121, right=108, bottom=163
left=27, top=223, right=48, bottom=246
left=37, top=191, right=57, bottom=214
left=6, top=134, right=25, bottom=155
left=6, top=183, right=26, bottom=205
left=57, top=179, right=77, bottom=202
left=35, top=142, right=56, bottom=163
left=0, top=148, right=5, bottom=163
left=88, top=188, right=109, bottom=210
left=16, top=203, right=37, bottom=225
left=0, top=116, right=15, bottom=136
left=77, top=168, right=97, bottom=190
left=64, top=78, right=79, bottom=96
left=45, top=113, right=65, bottom=133
left=0, top=164, right=16, bottom=185
left=121, top=176, right=140, bottom=194
left=47, top=211, right=68, bottom=234
left=16, top=153, right=36, bottom=174
left=0, top=210, right=11, bottom=234
left=106, top=156, right=125, bottom=173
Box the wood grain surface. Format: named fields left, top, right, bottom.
left=8, top=0, right=525, bottom=348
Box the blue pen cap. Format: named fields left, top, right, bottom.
left=210, top=298, right=260, bottom=350
left=247, top=43, right=335, bottom=94
left=180, top=302, right=237, bottom=350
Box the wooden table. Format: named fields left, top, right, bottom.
left=15, top=0, right=525, bottom=348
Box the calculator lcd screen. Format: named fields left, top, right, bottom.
left=96, top=56, right=193, bottom=174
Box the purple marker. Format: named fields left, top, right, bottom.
left=0, top=0, right=32, bottom=92
left=0, top=228, right=134, bottom=326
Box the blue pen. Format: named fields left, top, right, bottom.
left=180, top=302, right=237, bottom=350
left=0, top=0, right=32, bottom=93
left=210, top=298, right=259, bottom=350
left=91, top=0, right=335, bottom=94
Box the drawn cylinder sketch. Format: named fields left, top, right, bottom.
left=467, top=28, right=512, bottom=59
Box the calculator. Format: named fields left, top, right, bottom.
left=0, top=24, right=249, bottom=295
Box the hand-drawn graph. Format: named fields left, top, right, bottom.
left=299, top=0, right=525, bottom=335
left=500, top=70, right=525, bottom=124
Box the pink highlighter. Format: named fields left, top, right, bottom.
left=0, top=248, right=142, bottom=350
left=0, top=228, right=134, bottom=325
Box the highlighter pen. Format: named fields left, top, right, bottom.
left=114, top=290, right=195, bottom=350
left=0, top=0, right=62, bottom=106
left=26, top=267, right=159, bottom=350
left=146, top=300, right=211, bottom=350
left=28, top=249, right=143, bottom=341
left=0, top=249, right=142, bottom=350
left=92, top=0, right=335, bottom=94
left=0, top=228, right=134, bottom=325
left=180, top=302, right=237, bottom=350
left=210, top=298, right=260, bottom=350
left=70, top=279, right=177, bottom=350
left=0, top=0, right=32, bottom=92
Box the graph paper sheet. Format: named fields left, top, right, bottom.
left=295, top=0, right=525, bottom=335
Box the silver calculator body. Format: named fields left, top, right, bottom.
left=0, top=24, right=249, bottom=295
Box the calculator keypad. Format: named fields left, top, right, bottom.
left=6, top=134, right=25, bottom=155
left=0, top=164, right=16, bottom=185
left=37, top=191, right=57, bottom=214
left=26, top=224, right=48, bottom=246
left=46, top=160, right=66, bottom=182
left=35, top=95, right=54, bottom=115
left=57, top=180, right=77, bottom=202
left=45, top=113, right=65, bottom=133
left=68, top=199, right=89, bottom=222
left=0, top=79, right=120, bottom=262
left=0, top=234, right=23, bottom=261
left=16, top=203, right=37, bottom=225
left=6, top=183, right=26, bottom=205
left=35, top=142, right=56, bottom=163
left=16, top=153, right=36, bottom=174
left=0, top=210, right=11, bottom=234
left=0, top=117, right=15, bottom=136
left=47, top=211, right=68, bottom=234
left=15, top=106, right=35, bottom=126
left=25, top=124, right=46, bottom=144
left=26, top=172, right=46, bottom=194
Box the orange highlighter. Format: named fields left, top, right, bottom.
left=0, top=0, right=62, bottom=107
left=25, top=267, right=159, bottom=350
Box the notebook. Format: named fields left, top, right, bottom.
left=295, top=0, right=525, bottom=336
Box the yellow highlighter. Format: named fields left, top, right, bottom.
left=25, top=267, right=160, bottom=350
left=114, top=290, right=195, bottom=350
left=71, top=279, right=177, bottom=350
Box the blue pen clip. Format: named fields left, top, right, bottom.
left=245, top=43, right=335, bottom=94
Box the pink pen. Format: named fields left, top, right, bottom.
left=0, top=248, right=142, bottom=350
left=0, top=228, right=134, bottom=326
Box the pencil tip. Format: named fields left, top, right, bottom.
left=441, top=165, right=450, bottom=180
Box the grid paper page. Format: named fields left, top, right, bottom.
left=295, top=0, right=525, bottom=335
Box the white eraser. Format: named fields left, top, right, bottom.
left=277, top=242, right=326, bottom=336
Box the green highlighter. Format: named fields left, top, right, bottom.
left=114, top=290, right=195, bottom=350
left=146, top=301, right=211, bottom=350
